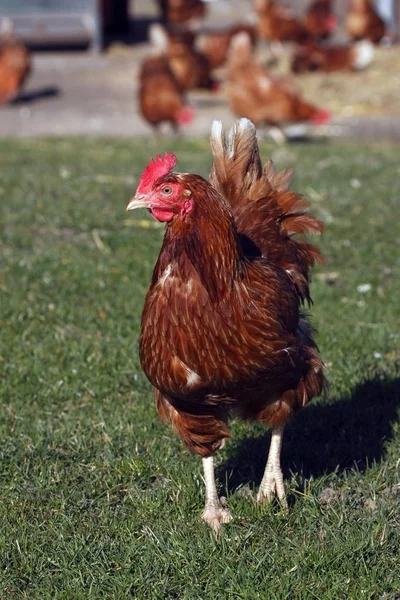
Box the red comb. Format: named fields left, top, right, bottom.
left=311, top=109, right=331, bottom=126
left=136, top=153, right=178, bottom=194
left=326, top=15, right=337, bottom=32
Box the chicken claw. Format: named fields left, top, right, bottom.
left=201, top=457, right=232, bottom=533
left=256, top=425, right=288, bottom=510
left=202, top=498, right=232, bottom=534
left=256, top=468, right=288, bottom=510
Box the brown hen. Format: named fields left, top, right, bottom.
left=196, top=24, right=257, bottom=70
left=0, top=27, right=31, bottom=105
left=126, top=119, right=325, bottom=532
left=159, top=0, right=206, bottom=25
left=227, top=33, right=330, bottom=135
left=138, top=54, right=193, bottom=133
left=346, top=0, right=386, bottom=43
left=292, top=39, right=374, bottom=73
left=304, top=0, right=337, bottom=39
left=150, top=24, right=218, bottom=91
left=254, top=0, right=309, bottom=44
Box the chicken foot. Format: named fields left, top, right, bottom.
left=257, top=424, right=288, bottom=509
left=201, top=456, right=232, bottom=533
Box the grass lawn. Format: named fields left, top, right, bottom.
left=0, top=136, right=399, bottom=599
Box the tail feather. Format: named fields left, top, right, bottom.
left=210, top=118, right=268, bottom=210
left=209, top=118, right=324, bottom=303
left=264, top=159, right=294, bottom=192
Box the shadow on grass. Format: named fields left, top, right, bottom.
left=218, top=377, right=400, bottom=493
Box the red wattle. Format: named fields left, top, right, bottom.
left=311, top=109, right=331, bottom=126
left=326, top=15, right=337, bottom=33
left=176, top=106, right=194, bottom=126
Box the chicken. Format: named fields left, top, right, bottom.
left=227, top=33, right=330, bottom=136
left=150, top=24, right=218, bottom=91
left=254, top=0, right=309, bottom=44
left=345, top=0, right=386, bottom=43
left=0, top=23, right=31, bottom=105
left=196, top=24, right=257, bottom=70
left=304, top=0, right=337, bottom=39
left=158, top=0, right=206, bottom=25
left=138, top=54, right=193, bottom=134
left=126, top=118, right=325, bottom=532
left=291, top=40, right=374, bottom=73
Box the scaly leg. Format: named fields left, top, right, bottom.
left=257, top=425, right=288, bottom=509
left=201, top=456, right=232, bottom=533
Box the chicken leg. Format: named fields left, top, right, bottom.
left=201, top=456, right=232, bottom=533
left=257, top=424, right=288, bottom=509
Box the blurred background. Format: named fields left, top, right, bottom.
left=1, top=5, right=400, bottom=594
left=0, top=0, right=399, bottom=141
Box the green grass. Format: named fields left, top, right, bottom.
left=0, top=137, right=399, bottom=599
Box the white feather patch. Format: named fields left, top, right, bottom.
left=353, top=41, right=374, bottom=70
left=185, top=368, right=202, bottom=387
left=238, top=117, right=255, bottom=132
left=158, top=264, right=174, bottom=285
left=175, top=357, right=202, bottom=388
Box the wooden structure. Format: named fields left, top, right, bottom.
left=0, top=0, right=102, bottom=50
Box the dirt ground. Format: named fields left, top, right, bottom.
left=1, top=0, right=400, bottom=141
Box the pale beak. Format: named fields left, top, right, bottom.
left=126, top=194, right=149, bottom=211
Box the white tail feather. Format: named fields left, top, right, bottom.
left=227, top=118, right=256, bottom=157
left=209, top=119, right=267, bottom=207
left=210, top=119, right=225, bottom=148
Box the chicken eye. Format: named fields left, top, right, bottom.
left=162, top=186, right=173, bottom=195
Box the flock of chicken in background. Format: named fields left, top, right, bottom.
left=141, top=0, right=387, bottom=136
left=0, top=0, right=390, bottom=136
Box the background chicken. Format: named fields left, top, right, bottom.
left=0, top=21, right=31, bottom=105
left=304, top=0, right=337, bottom=39
left=291, top=40, right=374, bottom=73
left=126, top=118, right=325, bottom=531
left=158, top=0, right=206, bottom=25
left=227, top=33, right=330, bottom=138
left=150, top=24, right=218, bottom=91
left=196, top=24, right=257, bottom=70
left=346, top=0, right=386, bottom=43
left=138, top=54, right=193, bottom=134
left=254, top=0, right=309, bottom=45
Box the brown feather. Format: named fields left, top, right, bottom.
left=0, top=32, right=31, bottom=104
left=210, top=119, right=323, bottom=302
left=346, top=0, right=385, bottom=43
left=254, top=0, right=309, bottom=43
